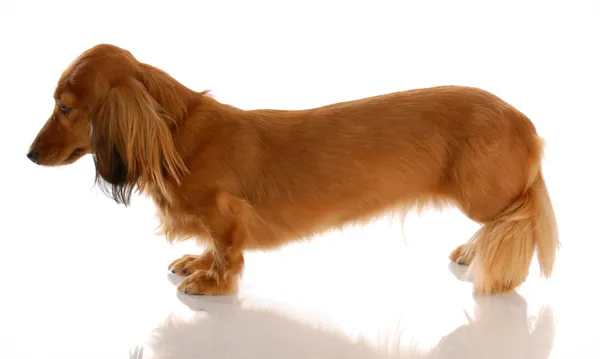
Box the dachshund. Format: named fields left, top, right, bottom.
left=27, top=44, right=559, bottom=295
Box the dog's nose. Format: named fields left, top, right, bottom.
left=27, top=149, right=39, bottom=163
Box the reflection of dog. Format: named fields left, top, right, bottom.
left=434, top=263, right=556, bottom=359
left=432, top=294, right=555, bottom=359
left=130, top=294, right=396, bottom=359
left=27, top=43, right=559, bottom=295
left=130, top=287, right=555, bottom=359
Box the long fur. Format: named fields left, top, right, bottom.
left=28, top=44, right=560, bottom=295
left=91, top=77, right=188, bottom=205
left=463, top=172, right=559, bottom=293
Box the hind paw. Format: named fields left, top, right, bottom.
left=449, top=244, right=475, bottom=266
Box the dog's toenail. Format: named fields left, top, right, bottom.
left=184, top=288, right=189, bottom=294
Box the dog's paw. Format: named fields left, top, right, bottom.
left=168, top=254, right=211, bottom=276
left=177, top=271, right=233, bottom=295
left=449, top=244, right=475, bottom=266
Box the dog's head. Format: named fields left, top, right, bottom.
left=27, top=44, right=188, bottom=205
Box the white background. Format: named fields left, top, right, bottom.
left=1, top=1, right=599, bottom=358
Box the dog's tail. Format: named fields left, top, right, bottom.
left=470, top=170, right=559, bottom=294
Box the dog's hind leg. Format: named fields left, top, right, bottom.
left=463, top=172, right=558, bottom=294
left=450, top=129, right=558, bottom=294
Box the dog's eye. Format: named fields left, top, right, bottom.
left=59, top=104, right=72, bottom=116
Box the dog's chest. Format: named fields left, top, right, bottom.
left=152, top=194, right=212, bottom=242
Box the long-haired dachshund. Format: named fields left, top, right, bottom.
left=27, top=44, right=559, bottom=295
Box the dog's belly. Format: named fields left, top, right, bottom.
left=246, top=190, right=428, bottom=249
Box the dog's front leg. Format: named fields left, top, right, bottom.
left=175, top=192, right=248, bottom=296
left=176, top=229, right=245, bottom=295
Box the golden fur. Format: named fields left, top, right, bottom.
left=27, top=44, right=559, bottom=295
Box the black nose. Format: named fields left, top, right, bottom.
left=27, top=149, right=39, bottom=163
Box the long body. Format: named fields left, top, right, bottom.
left=163, top=87, right=537, bottom=248
left=28, top=44, right=558, bottom=296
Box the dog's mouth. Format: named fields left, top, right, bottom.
left=64, top=147, right=87, bottom=163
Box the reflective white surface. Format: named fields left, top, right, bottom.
left=1, top=1, right=599, bottom=358
left=1, top=171, right=598, bottom=358
left=1, top=204, right=595, bottom=359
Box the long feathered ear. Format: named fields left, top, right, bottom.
left=91, top=77, right=188, bottom=205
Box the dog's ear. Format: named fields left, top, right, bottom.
left=90, top=77, right=188, bottom=205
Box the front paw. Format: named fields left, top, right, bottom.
left=177, top=271, right=237, bottom=295
left=177, top=271, right=224, bottom=295
left=168, top=254, right=211, bottom=276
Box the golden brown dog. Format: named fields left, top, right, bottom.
left=27, top=44, right=559, bottom=295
